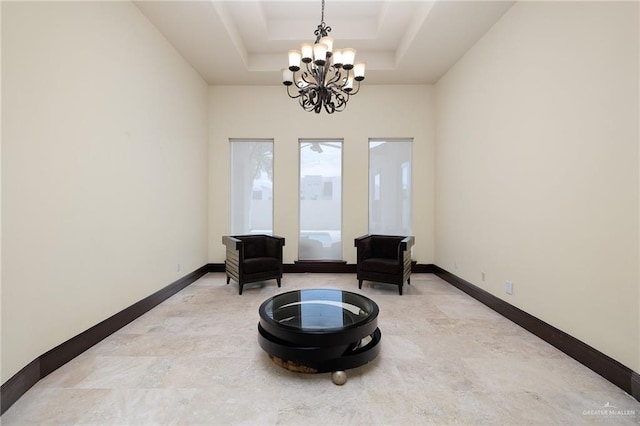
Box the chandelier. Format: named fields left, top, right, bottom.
left=282, top=0, right=365, bottom=114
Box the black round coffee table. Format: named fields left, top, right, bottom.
left=258, top=289, right=381, bottom=381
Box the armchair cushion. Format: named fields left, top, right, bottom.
left=241, top=236, right=266, bottom=259
left=360, top=237, right=373, bottom=258
left=243, top=257, right=281, bottom=275
left=360, top=258, right=400, bottom=275
left=371, top=237, right=403, bottom=259
left=264, top=237, right=282, bottom=258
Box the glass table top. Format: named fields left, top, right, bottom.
left=260, top=289, right=378, bottom=331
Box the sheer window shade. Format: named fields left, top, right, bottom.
left=299, top=140, right=343, bottom=260
left=230, top=139, right=273, bottom=235
left=369, top=139, right=412, bottom=235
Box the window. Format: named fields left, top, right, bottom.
left=299, top=140, right=342, bottom=260
left=230, top=139, right=273, bottom=234
left=369, top=139, right=412, bottom=235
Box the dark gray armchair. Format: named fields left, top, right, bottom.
left=354, top=234, right=415, bottom=295
left=222, top=234, right=285, bottom=295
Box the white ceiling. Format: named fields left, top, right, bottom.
left=134, top=0, right=515, bottom=85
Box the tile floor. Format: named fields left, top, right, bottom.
left=2, top=273, right=639, bottom=425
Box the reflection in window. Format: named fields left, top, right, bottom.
left=230, top=139, right=273, bottom=234
left=369, top=139, right=412, bottom=235
left=299, top=140, right=342, bottom=260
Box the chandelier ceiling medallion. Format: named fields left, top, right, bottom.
left=282, top=0, right=365, bottom=114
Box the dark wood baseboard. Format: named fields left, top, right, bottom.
left=289, top=260, right=354, bottom=273
left=411, top=263, right=436, bottom=273
left=433, top=265, right=640, bottom=403
left=207, top=263, right=225, bottom=273
left=209, top=262, right=436, bottom=274
left=1, top=265, right=210, bottom=415
left=0, top=359, right=40, bottom=417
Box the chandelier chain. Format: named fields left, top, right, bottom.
left=314, top=0, right=331, bottom=42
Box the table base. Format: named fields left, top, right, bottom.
left=258, top=324, right=382, bottom=374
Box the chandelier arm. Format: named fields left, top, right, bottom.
left=301, top=89, right=320, bottom=112
left=300, top=96, right=309, bottom=112
left=305, top=61, right=315, bottom=73
left=333, top=95, right=348, bottom=112
left=310, top=89, right=323, bottom=113
left=347, top=80, right=362, bottom=96
left=300, top=75, right=320, bottom=89
left=298, top=70, right=320, bottom=90
left=299, top=92, right=313, bottom=111
left=300, top=63, right=323, bottom=89
left=313, top=63, right=328, bottom=85
left=327, top=83, right=349, bottom=99
left=327, top=86, right=349, bottom=111
left=326, top=68, right=343, bottom=87
left=286, top=84, right=302, bottom=99
left=324, top=101, right=335, bottom=114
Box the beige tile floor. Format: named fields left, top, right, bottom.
left=2, top=273, right=639, bottom=425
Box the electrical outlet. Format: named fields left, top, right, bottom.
left=481, top=272, right=486, bottom=282
left=176, top=263, right=181, bottom=273
left=505, top=281, right=513, bottom=295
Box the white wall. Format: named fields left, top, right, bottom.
left=435, top=1, right=639, bottom=371
left=1, top=1, right=209, bottom=382
left=209, top=85, right=435, bottom=264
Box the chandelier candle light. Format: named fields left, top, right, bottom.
left=282, top=0, right=365, bottom=114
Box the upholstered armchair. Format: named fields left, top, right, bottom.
left=354, top=234, right=415, bottom=295
left=222, top=234, right=285, bottom=295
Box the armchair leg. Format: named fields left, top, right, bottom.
left=226, top=276, right=230, bottom=284
left=407, top=277, right=411, bottom=285
left=358, top=279, right=363, bottom=289
left=277, top=278, right=281, bottom=288
left=239, top=284, right=243, bottom=295
left=398, top=285, right=403, bottom=296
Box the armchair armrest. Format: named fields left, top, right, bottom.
left=270, top=234, right=286, bottom=241
left=399, top=236, right=415, bottom=252
left=222, top=235, right=242, bottom=250
left=354, top=234, right=373, bottom=246
left=264, top=235, right=286, bottom=259
left=354, top=234, right=373, bottom=262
